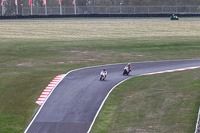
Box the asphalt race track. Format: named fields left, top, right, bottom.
left=1, top=18, right=200, bottom=22
left=24, top=59, right=200, bottom=133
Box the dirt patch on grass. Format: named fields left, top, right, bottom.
left=0, top=72, right=24, bottom=77
left=48, top=62, right=65, bottom=65
left=16, top=62, right=34, bottom=67
left=70, top=51, right=95, bottom=54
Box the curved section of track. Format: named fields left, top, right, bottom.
left=25, top=59, right=200, bottom=133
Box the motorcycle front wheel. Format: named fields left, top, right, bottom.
left=123, top=70, right=128, bottom=75
left=123, top=71, right=125, bottom=75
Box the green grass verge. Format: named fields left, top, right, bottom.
left=91, top=69, right=200, bottom=133
left=0, top=20, right=200, bottom=132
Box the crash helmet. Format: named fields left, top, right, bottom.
left=103, top=69, right=106, bottom=71
left=128, top=63, right=131, bottom=66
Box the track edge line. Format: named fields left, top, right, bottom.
left=24, top=73, right=68, bottom=133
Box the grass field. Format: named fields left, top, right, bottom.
left=90, top=69, right=200, bottom=133
left=0, top=20, right=200, bottom=132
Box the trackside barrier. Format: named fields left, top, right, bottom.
left=1, top=13, right=200, bottom=19
left=195, top=107, right=200, bottom=133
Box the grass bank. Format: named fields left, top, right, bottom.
left=91, top=69, right=200, bottom=133
left=0, top=20, right=200, bottom=132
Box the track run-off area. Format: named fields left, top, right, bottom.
left=24, top=59, right=200, bottom=133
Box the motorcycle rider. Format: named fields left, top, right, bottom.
left=125, top=63, right=131, bottom=72
left=171, top=14, right=178, bottom=20
left=172, top=14, right=175, bottom=19
left=123, top=63, right=131, bottom=75
left=100, top=69, right=107, bottom=78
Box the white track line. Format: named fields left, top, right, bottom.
left=24, top=60, right=200, bottom=133
left=87, top=65, right=200, bottom=133
left=195, top=107, right=200, bottom=133
left=24, top=74, right=67, bottom=133
left=87, top=77, right=133, bottom=133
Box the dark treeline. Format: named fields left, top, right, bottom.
left=2, top=0, right=200, bottom=15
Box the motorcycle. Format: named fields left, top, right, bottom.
left=100, top=71, right=107, bottom=81
left=123, top=66, right=131, bottom=75
left=170, top=15, right=179, bottom=20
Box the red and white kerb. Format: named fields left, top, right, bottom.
left=36, top=74, right=65, bottom=105
left=35, top=66, right=200, bottom=105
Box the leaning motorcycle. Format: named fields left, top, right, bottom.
left=100, top=72, right=106, bottom=81
left=123, top=66, right=131, bottom=75
left=170, top=15, right=179, bottom=20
